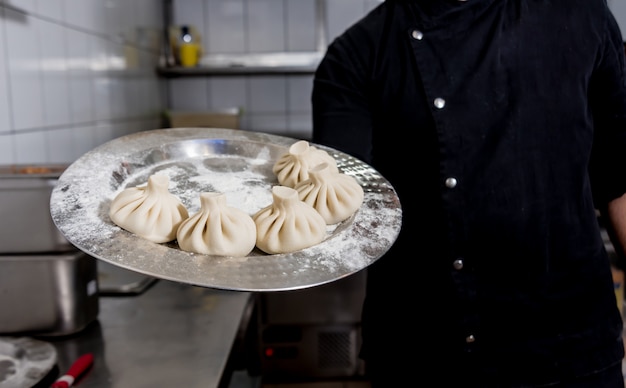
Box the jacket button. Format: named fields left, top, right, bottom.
left=466, top=335, right=476, bottom=343
left=453, top=259, right=464, bottom=270
left=445, top=177, right=457, bottom=188
left=411, top=29, right=423, bottom=40
left=434, top=97, right=446, bottom=109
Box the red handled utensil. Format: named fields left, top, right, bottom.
left=50, top=353, right=94, bottom=388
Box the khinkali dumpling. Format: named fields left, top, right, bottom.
left=294, top=162, right=364, bottom=225
left=253, top=186, right=326, bottom=254
left=109, top=174, right=189, bottom=243
left=176, top=192, right=257, bottom=257
left=272, top=140, right=338, bottom=188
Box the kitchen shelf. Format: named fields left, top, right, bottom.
left=160, top=0, right=327, bottom=78
left=157, top=51, right=324, bottom=77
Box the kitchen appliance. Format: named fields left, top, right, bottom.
left=255, top=270, right=367, bottom=381
left=0, top=165, right=99, bottom=336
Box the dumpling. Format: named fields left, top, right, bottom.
left=294, top=162, right=364, bottom=224
left=253, top=185, right=326, bottom=254
left=109, top=174, right=189, bottom=243
left=176, top=192, right=257, bottom=257
left=272, top=140, right=339, bottom=188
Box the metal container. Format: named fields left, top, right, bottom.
left=0, top=251, right=99, bottom=336
left=0, top=164, right=99, bottom=336
left=0, top=165, right=73, bottom=253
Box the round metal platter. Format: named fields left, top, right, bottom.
left=0, top=336, right=57, bottom=388
left=50, top=127, right=402, bottom=292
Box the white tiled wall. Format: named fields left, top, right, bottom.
left=168, top=0, right=383, bottom=141
left=0, top=0, right=165, bottom=166
left=609, top=0, right=626, bottom=41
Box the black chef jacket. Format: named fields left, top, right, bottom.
left=312, top=0, right=626, bottom=385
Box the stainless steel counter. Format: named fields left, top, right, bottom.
left=38, top=263, right=255, bottom=388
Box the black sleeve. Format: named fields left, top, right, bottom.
left=311, top=29, right=374, bottom=164
left=589, top=6, right=626, bottom=209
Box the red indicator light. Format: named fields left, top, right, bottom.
left=265, top=347, right=274, bottom=357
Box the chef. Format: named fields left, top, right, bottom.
left=312, top=0, right=626, bottom=386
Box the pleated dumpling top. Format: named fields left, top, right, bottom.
left=272, top=140, right=338, bottom=188
left=253, top=186, right=326, bottom=254
left=176, top=192, right=257, bottom=257
left=109, top=174, right=189, bottom=243
left=294, top=162, right=364, bottom=225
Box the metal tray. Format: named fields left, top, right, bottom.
left=50, top=128, right=402, bottom=292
